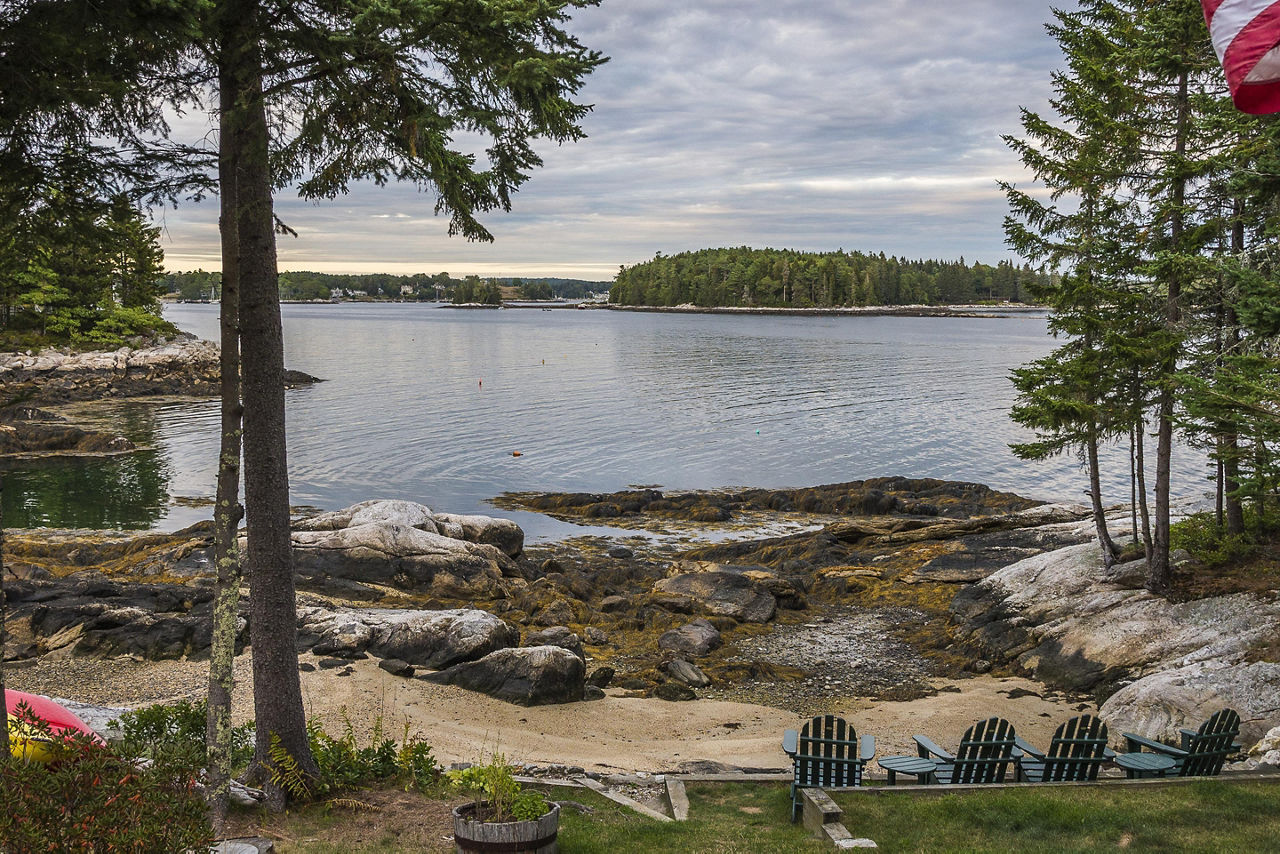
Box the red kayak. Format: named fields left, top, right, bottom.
left=5, top=689, right=104, bottom=762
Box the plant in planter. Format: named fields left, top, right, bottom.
left=449, top=754, right=560, bottom=853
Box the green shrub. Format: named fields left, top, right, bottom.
left=270, top=716, right=443, bottom=800
left=1170, top=509, right=1278, bottom=568
left=0, top=722, right=212, bottom=852
left=448, top=753, right=550, bottom=822
left=113, top=699, right=254, bottom=771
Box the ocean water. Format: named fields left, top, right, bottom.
left=2, top=303, right=1211, bottom=539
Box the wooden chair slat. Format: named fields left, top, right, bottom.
left=789, top=715, right=872, bottom=820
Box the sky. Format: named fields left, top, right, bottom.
left=158, top=0, right=1077, bottom=281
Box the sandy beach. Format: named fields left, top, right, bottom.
left=10, top=651, right=1095, bottom=778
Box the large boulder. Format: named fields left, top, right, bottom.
left=658, top=619, right=722, bottom=658
left=952, top=541, right=1280, bottom=696
left=295, top=501, right=523, bottom=558
left=419, top=645, right=585, bottom=705
left=652, top=563, right=777, bottom=623
left=1100, top=661, right=1280, bottom=749
left=298, top=607, right=519, bottom=669
left=431, top=513, right=524, bottom=558
left=289, top=523, right=513, bottom=598
left=525, top=626, right=584, bottom=661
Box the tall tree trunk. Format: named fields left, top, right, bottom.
left=1, top=475, right=8, bottom=761
left=1136, top=415, right=1153, bottom=560
left=206, top=56, right=245, bottom=832
left=1087, top=429, right=1118, bottom=566
left=1130, top=427, right=1139, bottom=543
left=1224, top=201, right=1246, bottom=535
left=1148, top=69, right=1190, bottom=597
left=223, top=0, right=316, bottom=806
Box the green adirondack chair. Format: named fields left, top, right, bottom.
left=913, top=717, right=1018, bottom=784
left=1015, top=714, right=1112, bottom=783
left=782, top=715, right=875, bottom=822
left=1121, top=708, right=1241, bottom=777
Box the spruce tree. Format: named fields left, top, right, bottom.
left=1002, top=0, right=1146, bottom=567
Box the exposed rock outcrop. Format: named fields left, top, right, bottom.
left=0, top=337, right=320, bottom=406
left=418, top=645, right=585, bottom=705
left=1099, top=661, right=1280, bottom=748
left=289, top=523, right=512, bottom=599
left=298, top=607, right=519, bottom=669
left=951, top=540, right=1280, bottom=710
left=652, top=563, right=779, bottom=623
left=294, top=499, right=524, bottom=558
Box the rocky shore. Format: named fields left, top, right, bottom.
left=6, top=477, right=1280, bottom=770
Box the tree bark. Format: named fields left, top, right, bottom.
left=1087, top=429, right=1117, bottom=566
left=206, top=51, right=245, bottom=831
left=222, top=0, right=316, bottom=806
left=1224, top=202, right=1246, bottom=535
left=1, top=475, right=8, bottom=762
left=1147, top=68, right=1190, bottom=598
left=1136, top=415, right=1152, bottom=560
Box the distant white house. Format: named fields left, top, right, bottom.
left=400, top=284, right=415, bottom=296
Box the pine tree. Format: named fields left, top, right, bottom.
left=1002, top=0, right=1148, bottom=567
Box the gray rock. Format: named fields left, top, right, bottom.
left=586, top=667, right=615, bottom=688
left=666, top=659, right=711, bottom=688
left=420, top=645, right=585, bottom=706
left=952, top=540, right=1280, bottom=697
left=1100, top=661, right=1280, bottom=748
left=599, top=595, right=630, bottom=613
left=582, top=685, right=606, bottom=701
left=653, top=682, right=697, bottom=701
left=658, top=619, right=722, bottom=658
left=584, top=626, right=609, bottom=645
left=607, top=546, right=633, bottom=559
left=431, top=513, right=525, bottom=558
left=377, top=658, right=415, bottom=677
left=653, top=566, right=776, bottom=623
left=299, top=607, right=518, bottom=669
left=526, top=626, right=584, bottom=661
left=535, top=599, right=576, bottom=627
left=289, top=523, right=513, bottom=598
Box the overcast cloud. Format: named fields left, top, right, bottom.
left=158, top=1, right=1076, bottom=280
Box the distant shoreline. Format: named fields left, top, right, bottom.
left=582, top=303, right=1047, bottom=319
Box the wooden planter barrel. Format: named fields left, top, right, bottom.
left=452, top=801, right=560, bottom=854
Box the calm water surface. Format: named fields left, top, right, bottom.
left=3, top=304, right=1210, bottom=539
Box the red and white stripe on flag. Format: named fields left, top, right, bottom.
left=1203, top=0, right=1280, bottom=113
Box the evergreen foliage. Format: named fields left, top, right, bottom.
left=609, top=247, right=1049, bottom=308
left=1004, top=0, right=1280, bottom=591
left=0, top=191, right=173, bottom=347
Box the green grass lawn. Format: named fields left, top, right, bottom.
left=231, top=778, right=1280, bottom=853
left=831, top=779, right=1280, bottom=853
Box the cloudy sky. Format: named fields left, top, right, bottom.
left=158, top=1, right=1076, bottom=281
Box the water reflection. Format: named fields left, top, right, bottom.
left=1, top=451, right=170, bottom=530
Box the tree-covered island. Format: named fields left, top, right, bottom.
left=608, top=247, right=1050, bottom=308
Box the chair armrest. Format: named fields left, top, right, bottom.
left=1179, top=729, right=1197, bottom=750
left=860, top=734, right=876, bottom=762
left=1123, top=732, right=1188, bottom=757
left=914, top=735, right=953, bottom=761
left=782, top=730, right=798, bottom=757
left=1014, top=736, right=1045, bottom=759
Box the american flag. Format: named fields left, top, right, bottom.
left=1203, top=0, right=1280, bottom=113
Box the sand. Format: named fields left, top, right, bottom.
left=255, top=655, right=1095, bottom=777
left=11, top=651, right=1096, bottom=778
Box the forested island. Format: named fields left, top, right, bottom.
left=608, top=247, right=1052, bottom=308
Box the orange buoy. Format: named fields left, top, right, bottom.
left=511, top=451, right=523, bottom=457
